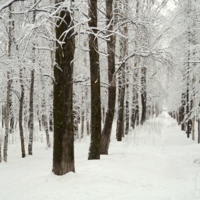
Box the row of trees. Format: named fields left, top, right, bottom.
left=167, top=0, right=200, bottom=142
left=1, top=0, right=197, bottom=176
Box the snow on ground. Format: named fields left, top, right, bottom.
left=0, top=112, right=200, bottom=200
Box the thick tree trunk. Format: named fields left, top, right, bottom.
left=19, top=69, right=26, bottom=158
left=88, top=0, right=102, bottom=160
left=100, top=0, right=116, bottom=155
left=53, top=3, right=75, bottom=175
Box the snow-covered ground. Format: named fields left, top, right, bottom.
left=0, top=112, right=200, bottom=200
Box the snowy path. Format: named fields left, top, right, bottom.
left=0, top=112, right=200, bottom=200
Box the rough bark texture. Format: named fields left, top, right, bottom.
left=19, top=69, right=26, bottom=158
left=100, top=0, right=116, bottom=155
left=88, top=0, right=102, bottom=160
left=53, top=3, right=75, bottom=175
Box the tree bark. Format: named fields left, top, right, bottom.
left=124, top=0, right=129, bottom=135
left=43, top=114, right=51, bottom=147
left=28, top=69, right=35, bottom=155
left=116, top=71, right=125, bottom=141
left=3, top=5, right=13, bottom=162
left=88, top=0, right=102, bottom=160
left=3, top=72, right=11, bottom=162
left=100, top=0, right=116, bottom=155
left=53, top=1, right=75, bottom=175
left=191, top=77, right=195, bottom=140
left=19, top=69, right=26, bottom=158
left=181, top=93, right=185, bottom=131
left=28, top=0, right=36, bottom=155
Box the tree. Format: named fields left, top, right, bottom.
left=19, top=66, right=26, bottom=158
left=88, top=0, right=102, bottom=160
left=53, top=0, right=75, bottom=175
left=100, top=0, right=116, bottom=154
left=28, top=0, right=36, bottom=155
left=3, top=5, right=13, bottom=162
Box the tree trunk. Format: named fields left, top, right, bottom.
left=140, top=67, right=147, bottom=125
left=191, top=77, right=195, bottom=140
left=3, top=5, right=13, bottom=162
left=88, top=0, right=102, bottom=160
left=3, top=72, right=11, bottom=162
left=28, top=69, right=35, bottom=155
left=131, top=91, right=139, bottom=129
left=131, top=1, right=140, bottom=129
left=100, top=0, right=116, bottom=155
left=53, top=2, right=75, bottom=175
left=43, top=114, right=51, bottom=148
left=124, top=0, right=129, bottom=135
left=116, top=0, right=129, bottom=141
left=181, top=93, right=185, bottom=131
left=41, top=69, right=51, bottom=148
left=116, top=34, right=125, bottom=141
left=19, top=69, right=26, bottom=158
left=28, top=0, right=36, bottom=155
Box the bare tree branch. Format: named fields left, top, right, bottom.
left=0, top=0, right=25, bottom=12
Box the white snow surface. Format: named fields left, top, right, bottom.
left=1, top=112, right=200, bottom=200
